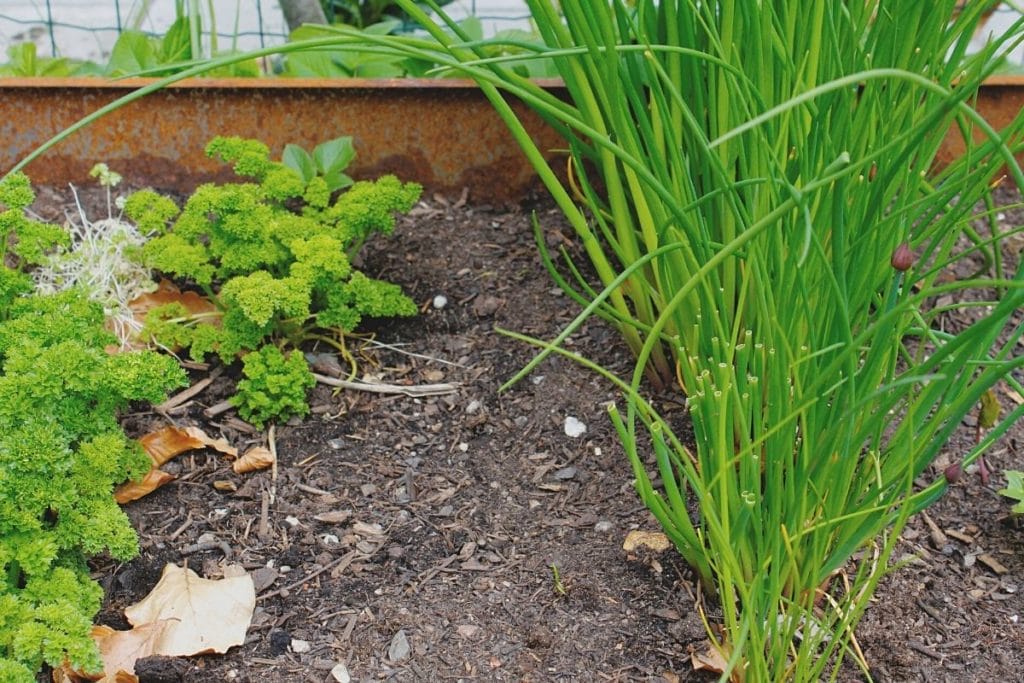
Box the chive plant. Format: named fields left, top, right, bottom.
left=381, top=1, right=1024, bottom=680
left=6, top=1, right=1024, bottom=679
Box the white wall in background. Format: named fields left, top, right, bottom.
left=0, top=1, right=531, bottom=61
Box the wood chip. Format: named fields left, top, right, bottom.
left=977, top=553, right=1009, bottom=575
left=921, top=511, right=948, bottom=548
left=945, top=529, right=975, bottom=545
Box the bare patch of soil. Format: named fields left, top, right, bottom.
left=29, top=186, right=1024, bottom=682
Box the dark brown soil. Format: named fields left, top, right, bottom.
left=29, top=186, right=1024, bottom=682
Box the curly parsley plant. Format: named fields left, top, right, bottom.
left=125, top=136, right=421, bottom=425
left=0, top=173, right=187, bottom=680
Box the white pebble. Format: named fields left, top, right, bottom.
left=284, top=516, right=300, bottom=527
left=564, top=416, right=587, bottom=438
left=432, top=294, right=448, bottom=309
left=466, top=399, right=482, bottom=414
left=331, top=663, right=351, bottom=683
left=291, top=638, right=311, bottom=653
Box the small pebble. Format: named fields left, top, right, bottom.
left=594, top=520, right=614, bottom=533
left=432, top=294, right=448, bottom=309
left=466, top=400, right=482, bottom=414
left=388, top=630, right=411, bottom=663
left=320, top=534, right=339, bottom=546
left=328, top=438, right=345, bottom=450
left=331, top=662, right=351, bottom=683
left=554, top=466, right=577, bottom=480
left=564, top=416, right=587, bottom=438
left=291, top=639, right=311, bottom=654
left=284, top=516, right=300, bottom=527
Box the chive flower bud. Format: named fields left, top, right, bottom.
left=944, top=462, right=962, bottom=484
left=890, top=242, right=914, bottom=271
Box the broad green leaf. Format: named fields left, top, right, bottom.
left=322, top=170, right=354, bottom=193
left=159, top=15, right=194, bottom=65
left=999, top=471, right=1024, bottom=514
left=282, top=144, right=316, bottom=183
left=313, top=137, right=356, bottom=177
left=106, top=31, right=159, bottom=76
left=282, top=50, right=350, bottom=78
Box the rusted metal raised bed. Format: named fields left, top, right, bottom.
left=2, top=76, right=1023, bottom=200
left=0, top=77, right=568, bottom=202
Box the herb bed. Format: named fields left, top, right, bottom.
left=26, top=184, right=1024, bottom=682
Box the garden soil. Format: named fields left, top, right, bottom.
left=30, top=186, right=1024, bottom=682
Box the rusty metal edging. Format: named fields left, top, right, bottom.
left=2, top=76, right=1024, bottom=199
left=0, top=77, right=569, bottom=201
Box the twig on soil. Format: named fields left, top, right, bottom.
left=313, top=372, right=460, bottom=397
left=204, top=400, right=235, bottom=418
left=361, top=339, right=469, bottom=368
left=258, top=489, right=270, bottom=540
left=406, top=554, right=459, bottom=593
left=340, top=613, right=358, bottom=642
left=258, top=550, right=363, bottom=602
left=181, top=540, right=233, bottom=559
left=269, top=424, right=279, bottom=506
left=907, top=640, right=943, bottom=660
left=158, top=367, right=223, bottom=412
left=295, top=482, right=333, bottom=496
left=167, top=512, right=193, bottom=541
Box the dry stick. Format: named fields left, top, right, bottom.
left=257, top=550, right=362, bottom=602
left=258, top=490, right=270, bottom=540
left=269, top=424, right=279, bottom=506
left=204, top=400, right=235, bottom=418
left=158, top=366, right=224, bottom=412
left=313, top=372, right=459, bottom=397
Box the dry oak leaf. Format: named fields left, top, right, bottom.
left=115, top=426, right=238, bottom=503
left=232, top=445, right=275, bottom=474
left=124, top=563, right=256, bottom=657
left=690, top=640, right=729, bottom=674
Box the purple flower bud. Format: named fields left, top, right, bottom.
left=944, top=462, right=962, bottom=484
left=891, top=242, right=914, bottom=272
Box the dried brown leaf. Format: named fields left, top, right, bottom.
left=92, top=622, right=172, bottom=680
left=114, top=469, right=176, bottom=504
left=129, top=280, right=219, bottom=328
left=232, top=446, right=275, bottom=474
left=124, top=564, right=255, bottom=656
left=690, top=641, right=729, bottom=674
left=117, top=426, right=238, bottom=503
left=140, top=426, right=237, bottom=466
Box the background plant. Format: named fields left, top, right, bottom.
left=0, top=174, right=186, bottom=681
left=282, top=135, right=356, bottom=192
left=364, top=0, right=1024, bottom=680
left=128, top=135, right=421, bottom=426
